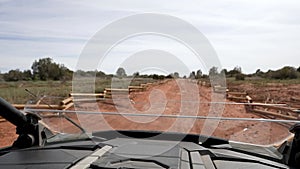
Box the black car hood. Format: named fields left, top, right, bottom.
left=0, top=130, right=291, bottom=169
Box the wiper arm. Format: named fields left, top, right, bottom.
left=25, top=89, right=86, bottom=132
left=62, top=113, right=86, bottom=133
left=24, top=106, right=86, bottom=134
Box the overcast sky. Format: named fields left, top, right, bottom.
left=1, top=0, right=300, bottom=75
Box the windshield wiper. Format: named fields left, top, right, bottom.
left=24, top=89, right=86, bottom=133
left=62, top=113, right=86, bottom=133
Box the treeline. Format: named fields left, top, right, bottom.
left=1, top=58, right=73, bottom=81
left=0, top=58, right=174, bottom=82
left=205, top=66, right=300, bottom=80
left=253, top=67, right=300, bottom=79
left=0, top=57, right=299, bottom=82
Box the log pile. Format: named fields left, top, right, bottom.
left=63, top=82, right=158, bottom=106
left=104, top=88, right=129, bottom=98
left=60, top=97, right=74, bottom=110
left=222, top=87, right=299, bottom=120
left=213, top=85, right=228, bottom=93
left=225, top=89, right=299, bottom=120
left=249, top=104, right=299, bottom=120
left=227, top=91, right=252, bottom=103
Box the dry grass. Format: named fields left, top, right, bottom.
left=0, top=78, right=157, bottom=104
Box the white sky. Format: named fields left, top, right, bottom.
left=0, top=0, right=300, bottom=75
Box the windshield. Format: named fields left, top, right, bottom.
left=1, top=1, right=300, bottom=148
left=24, top=76, right=299, bottom=146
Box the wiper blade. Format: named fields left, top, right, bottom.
left=62, top=114, right=86, bottom=133
left=25, top=109, right=86, bottom=134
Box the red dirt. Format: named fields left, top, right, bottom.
left=1, top=79, right=298, bottom=147
left=228, top=82, right=300, bottom=105
left=0, top=121, right=17, bottom=148
left=71, top=79, right=293, bottom=145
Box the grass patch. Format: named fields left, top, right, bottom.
left=0, top=78, right=157, bottom=104
left=0, top=81, right=71, bottom=104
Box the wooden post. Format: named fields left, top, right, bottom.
left=13, top=104, right=63, bottom=110
left=251, top=109, right=298, bottom=120
left=291, top=97, right=300, bottom=102
left=70, top=93, right=105, bottom=97
left=60, top=97, right=73, bottom=106
left=63, top=102, right=74, bottom=110
left=246, top=95, right=252, bottom=103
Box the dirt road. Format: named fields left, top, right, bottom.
left=74, top=79, right=291, bottom=145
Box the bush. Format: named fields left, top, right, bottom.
left=269, top=66, right=298, bottom=79
left=3, top=69, right=32, bottom=81
left=235, top=73, right=245, bottom=80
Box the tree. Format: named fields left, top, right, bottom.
left=0, top=71, right=3, bottom=81
left=189, top=71, right=196, bottom=79
left=48, top=62, right=61, bottom=80
left=116, top=67, right=127, bottom=77
left=3, top=69, right=32, bottom=81
left=3, top=69, right=23, bottom=81
left=229, top=66, right=245, bottom=81
left=165, top=74, right=173, bottom=79
left=255, top=69, right=261, bottom=74
left=196, top=69, right=202, bottom=79
left=173, top=72, right=180, bottom=78
left=209, top=66, right=219, bottom=76
left=220, top=69, right=227, bottom=75
left=59, top=65, right=73, bottom=80
left=22, top=70, right=32, bottom=81
left=235, top=73, right=245, bottom=80
left=31, top=57, right=72, bottom=80
left=255, top=69, right=264, bottom=77
left=96, top=70, right=106, bottom=77
left=32, top=58, right=52, bottom=80
left=270, top=66, right=298, bottom=79
left=133, top=72, right=140, bottom=77
left=233, top=66, right=242, bottom=73
left=227, top=66, right=242, bottom=77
